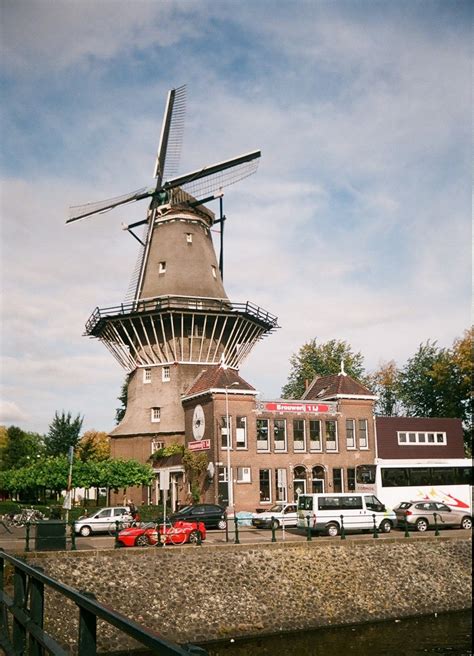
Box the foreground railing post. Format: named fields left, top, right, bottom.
left=113, top=521, right=120, bottom=549
left=372, top=514, right=379, bottom=538
left=71, top=522, right=77, bottom=551
left=434, top=512, right=440, bottom=536
left=78, top=594, right=97, bottom=656
left=270, top=517, right=277, bottom=543
left=0, top=557, right=8, bottom=637
left=12, top=566, right=27, bottom=654
left=25, top=522, right=31, bottom=552
left=340, top=515, right=346, bottom=540
left=29, top=572, right=45, bottom=656
left=234, top=516, right=240, bottom=545
left=306, top=515, right=312, bottom=541
left=404, top=512, right=410, bottom=538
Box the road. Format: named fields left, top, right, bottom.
left=0, top=523, right=470, bottom=553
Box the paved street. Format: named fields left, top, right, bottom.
left=0, top=523, right=470, bottom=554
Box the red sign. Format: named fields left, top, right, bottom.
left=263, top=402, right=333, bottom=414
left=188, top=439, right=211, bottom=451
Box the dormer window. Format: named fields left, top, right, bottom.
left=159, top=261, right=166, bottom=274
left=186, top=233, right=193, bottom=243
left=151, top=407, right=161, bottom=423
left=212, top=266, right=217, bottom=279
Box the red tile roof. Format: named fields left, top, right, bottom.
left=183, top=365, right=255, bottom=398
left=302, top=373, right=375, bottom=400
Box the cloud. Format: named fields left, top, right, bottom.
left=0, top=400, right=27, bottom=424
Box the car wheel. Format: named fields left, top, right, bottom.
left=460, top=516, right=472, bottom=530
left=379, top=519, right=392, bottom=534
left=79, top=526, right=91, bottom=537
left=271, top=519, right=280, bottom=530
left=416, top=518, right=429, bottom=532
left=217, top=519, right=226, bottom=530
left=188, top=530, right=201, bottom=544
left=135, top=534, right=150, bottom=547
left=326, top=523, right=339, bottom=537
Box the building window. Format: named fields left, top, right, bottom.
left=186, top=233, right=193, bottom=243
left=151, top=439, right=164, bottom=454
left=273, top=419, right=287, bottom=452
left=218, top=465, right=229, bottom=506
left=325, top=420, right=338, bottom=451
left=346, top=419, right=356, bottom=449
left=333, top=468, right=343, bottom=493
left=347, top=468, right=356, bottom=491
left=397, top=431, right=447, bottom=446
left=237, top=466, right=251, bottom=483
left=151, top=407, right=161, bottom=423
left=275, top=469, right=287, bottom=502
left=312, top=466, right=325, bottom=493
left=236, top=416, right=247, bottom=449
left=293, top=419, right=305, bottom=452
left=159, top=261, right=166, bottom=274
left=256, top=418, right=269, bottom=451
left=162, top=366, right=170, bottom=382
left=259, top=469, right=271, bottom=502
left=309, top=420, right=322, bottom=451
left=211, top=265, right=217, bottom=279
left=143, top=368, right=151, bottom=384
left=293, top=466, right=307, bottom=500
left=358, top=419, right=368, bottom=449
left=221, top=416, right=232, bottom=449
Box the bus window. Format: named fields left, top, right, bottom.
left=381, top=468, right=409, bottom=487
left=430, top=467, right=453, bottom=485
left=455, top=467, right=473, bottom=485
left=318, top=496, right=341, bottom=511
left=364, top=495, right=385, bottom=512
left=298, top=496, right=313, bottom=511
left=408, top=467, right=431, bottom=486
left=356, top=465, right=376, bottom=485
left=340, top=496, right=363, bottom=510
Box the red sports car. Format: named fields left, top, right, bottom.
left=117, top=520, right=206, bottom=547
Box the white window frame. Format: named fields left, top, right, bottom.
left=162, top=366, right=170, bottom=382
left=256, top=418, right=270, bottom=452
left=325, top=419, right=338, bottom=452
left=273, top=419, right=287, bottom=452
left=259, top=468, right=272, bottom=503
left=221, top=416, right=232, bottom=450
left=151, top=407, right=161, bottom=423
left=151, top=439, right=164, bottom=455
left=236, top=466, right=251, bottom=483
left=397, top=431, right=447, bottom=446
left=293, top=419, right=306, bottom=452
left=236, top=416, right=247, bottom=449
left=143, top=368, right=152, bottom=384
left=309, top=419, right=322, bottom=452
left=358, top=418, right=369, bottom=449
left=346, top=419, right=356, bottom=449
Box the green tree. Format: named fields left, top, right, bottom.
left=282, top=338, right=365, bottom=399
left=115, top=374, right=130, bottom=424
left=44, top=411, right=83, bottom=457
left=367, top=360, right=401, bottom=416
left=77, top=430, right=110, bottom=462
left=1, top=426, right=44, bottom=470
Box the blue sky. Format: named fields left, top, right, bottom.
left=0, top=0, right=471, bottom=434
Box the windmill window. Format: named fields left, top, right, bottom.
left=143, top=368, right=152, bottom=384
left=151, top=407, right=161, bottom=423
left=159, top=262, right=166, bottom=274
left=186, top=233, right=193, bottom=243
left=212, top=266, right=217, bottom=279
left=162, top=366, right=170, bottom=382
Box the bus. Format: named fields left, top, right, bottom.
left=355, top=459, right=473, bottom=512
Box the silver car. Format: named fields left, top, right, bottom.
left=74, top=506, right=133, bottom=537
left=394, top=500, right=472, bottom=532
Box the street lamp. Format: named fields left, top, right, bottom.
left=225, top=381, right=239, bottom=510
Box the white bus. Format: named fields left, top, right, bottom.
left=355, top=459, right=473, bottom=512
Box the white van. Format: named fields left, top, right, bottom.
left=297, top=493, right=397, bottom=537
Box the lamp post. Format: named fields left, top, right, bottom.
left=225, top=381, right=239, bottom=510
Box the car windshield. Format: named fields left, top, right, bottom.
left=175, top=506, right=193, bottom=514
left=269, top=504, right=284, bottom=512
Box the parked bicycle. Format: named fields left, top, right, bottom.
left=5, top=508, right=46, bottom=527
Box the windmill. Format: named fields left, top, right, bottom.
left=67, top=84, right=260, bottom=288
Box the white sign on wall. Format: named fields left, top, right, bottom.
left=160, top=470, right=170, bottom=491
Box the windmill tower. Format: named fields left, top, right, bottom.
left=68, top=86, right=278, bottom=473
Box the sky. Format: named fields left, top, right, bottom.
left=0, top=0, right=471, bottom=435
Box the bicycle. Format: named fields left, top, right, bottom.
left=107, top=519, right=132, bottom=537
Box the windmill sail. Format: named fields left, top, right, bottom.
left=154, top=84, right=187, bottom=184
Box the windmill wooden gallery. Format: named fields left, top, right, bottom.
left=68, top=86, right=464, bottom=513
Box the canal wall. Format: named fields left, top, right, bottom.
left=22, top=537, right=472, bottom=650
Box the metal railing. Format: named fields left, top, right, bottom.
left=0, top=549, right=207, bottom=655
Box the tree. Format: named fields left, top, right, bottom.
left=44, top=411, right=83, bottom=457
left=282, top=338, right=365, bottom=399
left=115, top=374, right=130, bottom=424
left=0, top=426, right=44, bottom=470
left=77, top=430, right=110, bottom=462
left=367, top=360, right=401, bottom=416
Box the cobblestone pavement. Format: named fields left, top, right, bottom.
left=0, top=523, right=470, bottom=553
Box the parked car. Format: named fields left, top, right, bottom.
left=252, top=503, right=298, bottom=529
left=117, top=520, right=206, bottom=547
left=169, top=504, right=227, bottom=529
left=394, top=500, right=472, bottom=532
left=74, top=506, right=133, bottom=537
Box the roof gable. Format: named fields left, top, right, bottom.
left=183, top=365, right=255, bottom=399
left=302, top=373, right=375, bottom=400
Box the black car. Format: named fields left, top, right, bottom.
left=170, top=504, right=227, bottom=530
